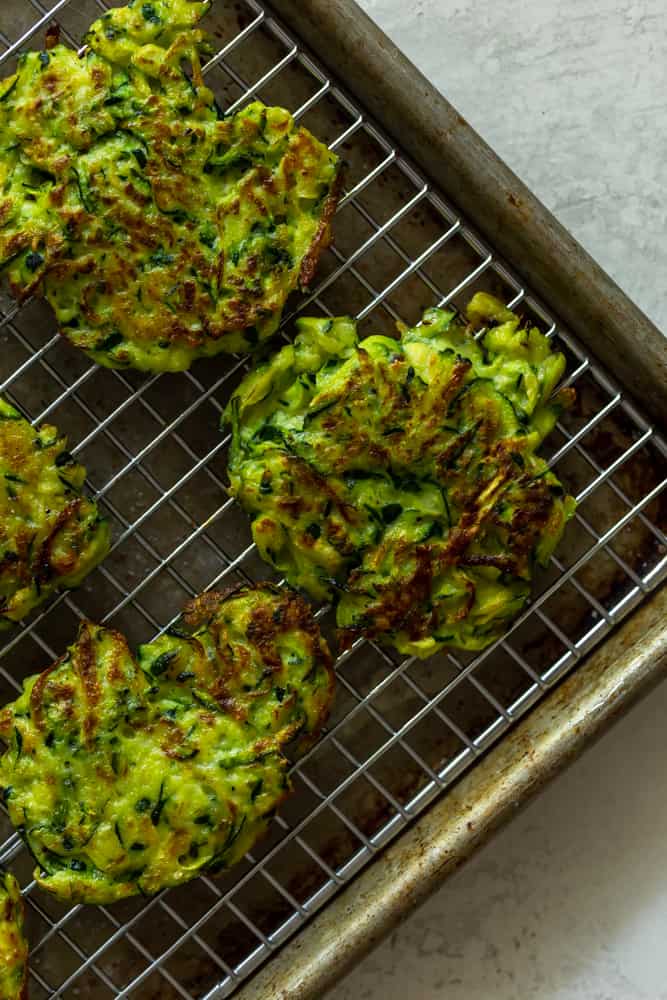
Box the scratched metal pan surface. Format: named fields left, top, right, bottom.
left=0, top=1, right=665, bottom=998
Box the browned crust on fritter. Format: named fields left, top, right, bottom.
left=183, top=584, right=335, bottom=745
left=0, top=876, right=28, bottom=1000
left=299, top=163, right=344, bottom=288
left=14, top=623, right=129, bottom=741
left=34, top=497, right=84, bottom=583
left=27, top=657, right=63, bottom=734
left=338, top=442, right=558, bottom=650
left=76, top=624, right=101, bottom=746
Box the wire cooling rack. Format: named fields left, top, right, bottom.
left=0, top=1, right=665, bottom=997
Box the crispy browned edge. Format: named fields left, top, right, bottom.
left=299, top=163, right=344, bottom=288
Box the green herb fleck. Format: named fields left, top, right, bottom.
left=149, top=651, right=178, bottom=677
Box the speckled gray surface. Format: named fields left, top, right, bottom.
left=357, top=0, right=667, bottom=332
left=328, top=1, right=667, bottom=998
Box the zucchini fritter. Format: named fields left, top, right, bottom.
left=0, top=584, right=334, bottom=904
left=225, top=294, right=577, bottom=657
left=0, top=871, right=28, bottom=1000
left=0, top=398, right=110, bottom=629
left=0, top=0, right=341, bottom=372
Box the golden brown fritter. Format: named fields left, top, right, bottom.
left=0, top=397, right=110, bottom=629
left=225, top=294, right=576, bottom=657
left=0, top=584, right=334, bottom=904
left=0, top=0, right=341, bottom=371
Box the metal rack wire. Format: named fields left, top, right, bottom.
left=0, top=0, right=665, bottom=996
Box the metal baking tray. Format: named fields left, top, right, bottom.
left=0, top=1, right=665, bottom=998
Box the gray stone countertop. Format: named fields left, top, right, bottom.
left=329, top=2, right=667, bottom=998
